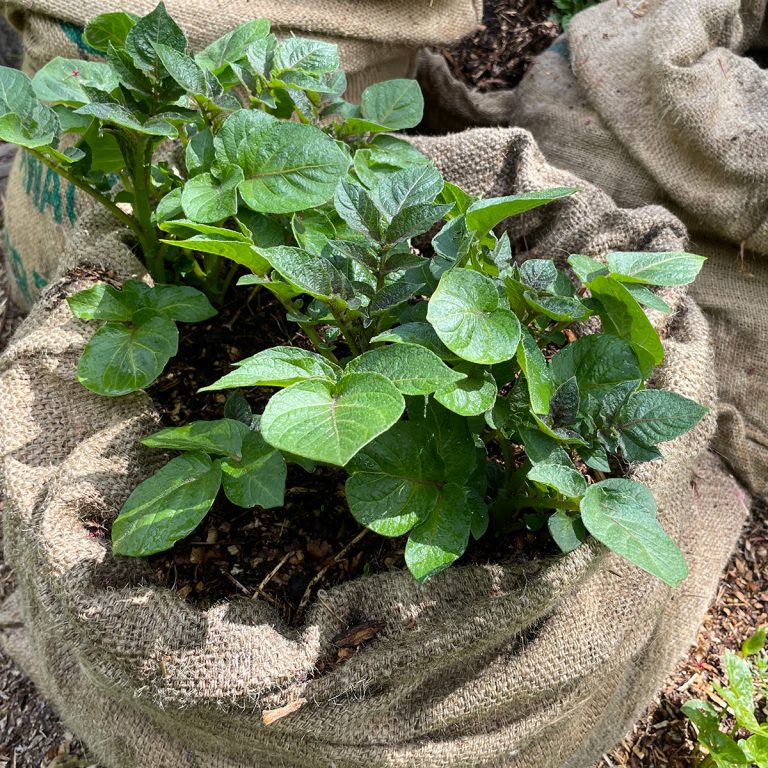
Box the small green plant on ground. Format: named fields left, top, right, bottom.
left=551, top=0, right=602, bottom=30
left=683, top=628, right=768, bottom=768
left=0, top=3, right=709, bottom=583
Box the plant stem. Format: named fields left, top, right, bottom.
left=329, top=305, right=360, bottom=357
left=271, top=292, right=339, bottom=364
left=131, top=139, right=165, bottom=282
left=300, top=322, right=338, bottom=363
left=496, top=432, right=514, bottom=482
left=30, top=149, right=143, bottom=245
left=505, top=496, right=580, bottom=513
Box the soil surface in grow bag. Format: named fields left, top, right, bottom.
left=140, top=289, right=562, bottom=628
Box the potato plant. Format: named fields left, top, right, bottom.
left=683, top=628, right=768, bottom=767
left=0, top=4, right=709, bottom=583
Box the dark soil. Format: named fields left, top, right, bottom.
left=440, top=0, right=560, bottom=91
left=144, top=290, right=558, bottom=625
left=143, top=289, right=404, bottom=625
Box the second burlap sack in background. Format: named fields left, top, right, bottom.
left=0, top=0, right=482, bottom=310
left=418, top=0, right=768, bottom=499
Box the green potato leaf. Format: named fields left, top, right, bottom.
left=568, top=254, right=608, bottom=284
left=196, top=19, right=271, bottom=73
left=231, top=120, right=349, bottom=214
left=434, top=366, right=497, bottom=416
left=83, top=11, right=139, bottom=52
left=153, top=42, right=221, bottom=97
left=33, top=58, right=119, bottom=106
left=181, top=166, right=243, bottom=224
left=385, top=203, right=453, bottom=245
left=163, top=234, right=271, bottom=275
left=76, top=309, right=178, bottom=396
left=112, top=452, right=221, bottom=556
left=606, top=251, right=706, bottom=287
left=524, top=292, right=591, bottom=322
left=371, top=322, right=456, bottom=359
left=0, top=67, right=59, bottom=148
left=221, top=430, right=287, bottom=509
left=346, top=421, right=443, bottom=537
left=520, top=259, right=558, bottom=292
left=261, top=372, right=405, bottom=466
left=614, top=389, right=707, bottom=451
left=548, top=511, right=587, bottom=553
left=358, top=79, right=424, bottom=131
left=259, top=245, right=354, bottom=302
left=551, top=334, right=642, bottom=399
left=186, top=128, right=215, bottom=177
left=275, top=37, right=339, bottom=74
left=124, top=2, right=187, bottom=74
left=465, top=187, right=577, bottom=236
left=75, top=102, right=177, bottom=137
left=67, top=283, right=134, bottom=321
left=519, top=426, right=572, bottom=466
left=141, top=418, right=250, bottom=459
left=588, top=274, right=664, bottom=377
left=622, top=283, right=672, bottom=314
left=427, top=268, right=521, bottom=365
left=137, top=283, right=216, bottom=322
left=404, top=484, right=474, bottom=581
left=373, top=165, right=444, bottom=218
left=516, top=325, right=553, bottom=415
left=528, top=463, right=587, bottom=499
left=334, top=180, right=382, bottom=241
left=580, top=478, right=688, bottom=587
left=345, top=343, right=465, bottom=395
left=202, top=346, right=339, bottom=390
left=549, top=376, right=580, bottom=427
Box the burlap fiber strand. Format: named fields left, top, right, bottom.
left=417, top=1, right=768, bottom=498
left=0, top=0, right=482, bottom=311
left=0, top=128, right=748, bottom=767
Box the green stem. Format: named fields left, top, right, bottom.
left=219, top=263, right=239, bottom=301
left=329, top=304, right=361, bottom=357
left=271, top=292, right=339, bottom=364
left=496, top=432, right=514, bottom=482
left=131, top=139, right=165, bottom=282
left=506, top=496, right=580, bottom=513
left=30, top=149, right=143, bottom=245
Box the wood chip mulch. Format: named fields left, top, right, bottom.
left=597, top=497, right=767, bottom=768
left=440, top=0, right=560, bottom=91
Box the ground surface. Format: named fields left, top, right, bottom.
left=1, top=1, right=766, bottom=765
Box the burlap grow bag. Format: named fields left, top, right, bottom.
left=417, top=0, right=768, bottom=498
left=1, top=0, right=482, bottom=311
left=0, top=128, right=749, bottom=768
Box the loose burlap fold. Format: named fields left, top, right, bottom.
left=418, top=0, right=768, bottom=499
left=0, top=128, right=748, bottom=767
left=1, top=0, right=482, bottom=310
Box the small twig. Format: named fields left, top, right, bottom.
left=254, top=550, right=294, bottom=598
left=220, top=567, right=251, bottom=597
left=262, top=698, right=307, bottom=726
left=333, top=528, right=369, bottom=564
left=295, top=530, right=369, bottom=620
left=315, top=592, right=345, bottom=624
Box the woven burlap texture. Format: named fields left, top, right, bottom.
left=0, top=128, right=748, bottom=767
left=1, top=0, right=481, bottom=311
left=417, top=1, right=768, bottom=499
